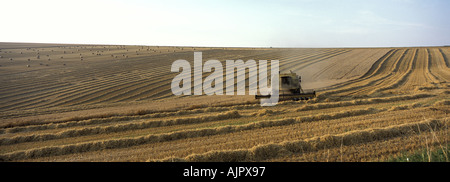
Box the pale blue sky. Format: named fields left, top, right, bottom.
left=2, top=0, right=449, bottom=47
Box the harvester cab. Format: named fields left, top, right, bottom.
left=255, top=70, right=316, bottom=101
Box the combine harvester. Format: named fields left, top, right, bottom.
left=255, top=71, right=316, bottom=101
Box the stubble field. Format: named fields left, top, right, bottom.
left=0, top=42, right=448, bottom=162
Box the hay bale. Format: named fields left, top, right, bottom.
left=250, top=143, right=288, bottom=161
left=434, top=100, right=450, bottom=106
left=341, top=130, right=375, bottom=145
left=256, top=109, right=274, bottom=116
left=220, top=110, right=241, bottom=119
left=316, top=135, right=342, bottom=148
left=281, top=140, right=312, bottom=153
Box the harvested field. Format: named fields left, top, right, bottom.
left=0, top=42, right=449, bottom=162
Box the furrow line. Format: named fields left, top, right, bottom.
left=0, top=107, right=379, bottom=161
left=158, top=117, right=448, bottom=162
